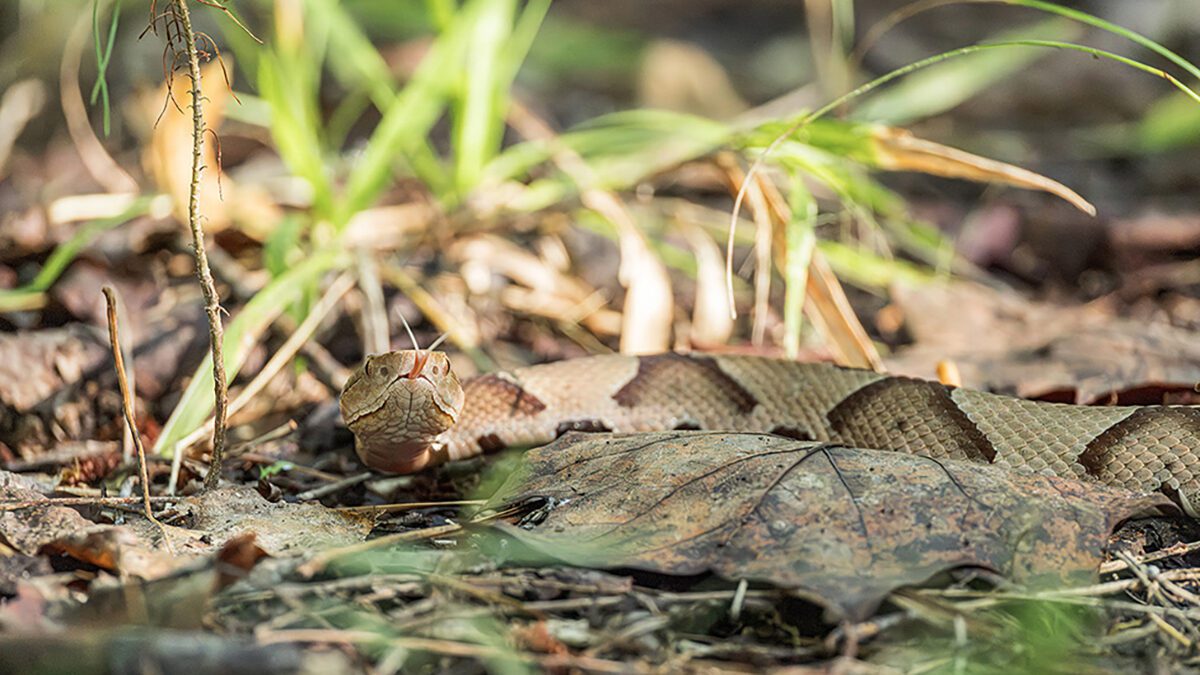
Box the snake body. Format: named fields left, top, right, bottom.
left=339, top=351, right=1200, bottom=515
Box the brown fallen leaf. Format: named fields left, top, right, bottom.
left=0, top=480, right=97, bottom=556
left=484, top=431, right=1167, bottom=621
left=886, top=281, right=1200, bottom=403
left=174, top=486, right=373, bottom=556
left=0, top=480, right=186, bottom=580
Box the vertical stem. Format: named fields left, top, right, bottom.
left=174, top=0, right=229, bottom=491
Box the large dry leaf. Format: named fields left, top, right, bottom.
left=485, top=431, right=1167, bottom=621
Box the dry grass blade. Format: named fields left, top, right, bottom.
left=355, top=250, right=390, bottom=355
left=335, top=500, right=487, bottom=514
left=718, top=158, right=882, bottom=369
left=870, top=126, right=1096, bottom=215
left=0, top=80, right=45, bottom=179
left=804, top=253, right=885, bottom=370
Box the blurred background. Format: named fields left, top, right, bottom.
left=2, top=0, right=1200, bottom=462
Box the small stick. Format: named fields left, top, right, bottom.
left=335, top=500, right=486, bottom=514
left=356, top=249, right=389, bottom=355
left=294, top=471, right=372, bottom=502
left=0, top=495, right=182, bottom=512
left=297, top=523, right=463, bottom=578
left=102, top=287, right=171, bottom=545
left=1099, top=540, right=1200, bottom=575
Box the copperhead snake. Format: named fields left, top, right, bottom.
left=339, top=351, right=1200, bottom=516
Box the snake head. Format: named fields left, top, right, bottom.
left=339, top=350, right=465, bottom=473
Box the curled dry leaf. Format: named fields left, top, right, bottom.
left=615, top=218, right=674, bottom=355
left=485, top=431, right=1168, bottom=621
left=679, top=222, right=733, bottom=347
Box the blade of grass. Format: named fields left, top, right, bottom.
left=783, top=177, right=817, bottom=358
left=257, top=52, right=334, bottom=219
left=337, top=6, right=472, bottom=223
left=854, top=17, right=1076, bottom=124
left=89, top=0, right=119, bottom=136
left=453, top=0, right=517, bottom=197
left=0, top=197, right=153, bottom=312
left=451, top=0, right=549, bottom=199
left=856, top=0, right=1200, bottom=84
left=727, top=37, right=1200, bottom=317
left=484, top=109, right=730, bottom=191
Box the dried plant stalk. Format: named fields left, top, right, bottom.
left=170, top=0, right=229, bottom=491
left=102, top=287, right=170, bottom=545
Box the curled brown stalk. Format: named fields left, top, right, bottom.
left=102, top=287, right=171, bottom=546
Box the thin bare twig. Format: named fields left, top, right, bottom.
left=294, top=471, right=373, bottom=502
left=335, top=500, right=487, bottom=514
left=102, top=287, right=171, bottom=546
left=0, top=495, right=181, bottom=512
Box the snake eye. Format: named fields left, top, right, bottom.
left=376, top=365, right=391, bottom=379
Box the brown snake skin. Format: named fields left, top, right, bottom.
left=339, top=351, right=1200, bottom=516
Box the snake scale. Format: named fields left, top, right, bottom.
left=339, top=351, right=1200, bottom=516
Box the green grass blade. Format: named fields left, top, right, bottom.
left=338, top=14, right=469, bottom=221
left=731, top=38, right=1200, bottom=255
left=0, top=197, right=154, bottom=312
left=855, top=17, right=1074, bottom=124
left=818, top=240, right=936, bottom=288
left=257, top=52, right=335, bottom=219
left=1006, top=0, right=1200, bottom=82
left=153, top=249, right=349, bottom=457
left=89, top=0, right=119, bottom=135
left=485, top=109, right=731, bottom=194
left=306, top=0, right=397, bottom=109
left=859, top=0, right=1200, bottom=84
left=783, top=177, right=817, bottom=359
left=453, top=0, right=517, bottom=197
